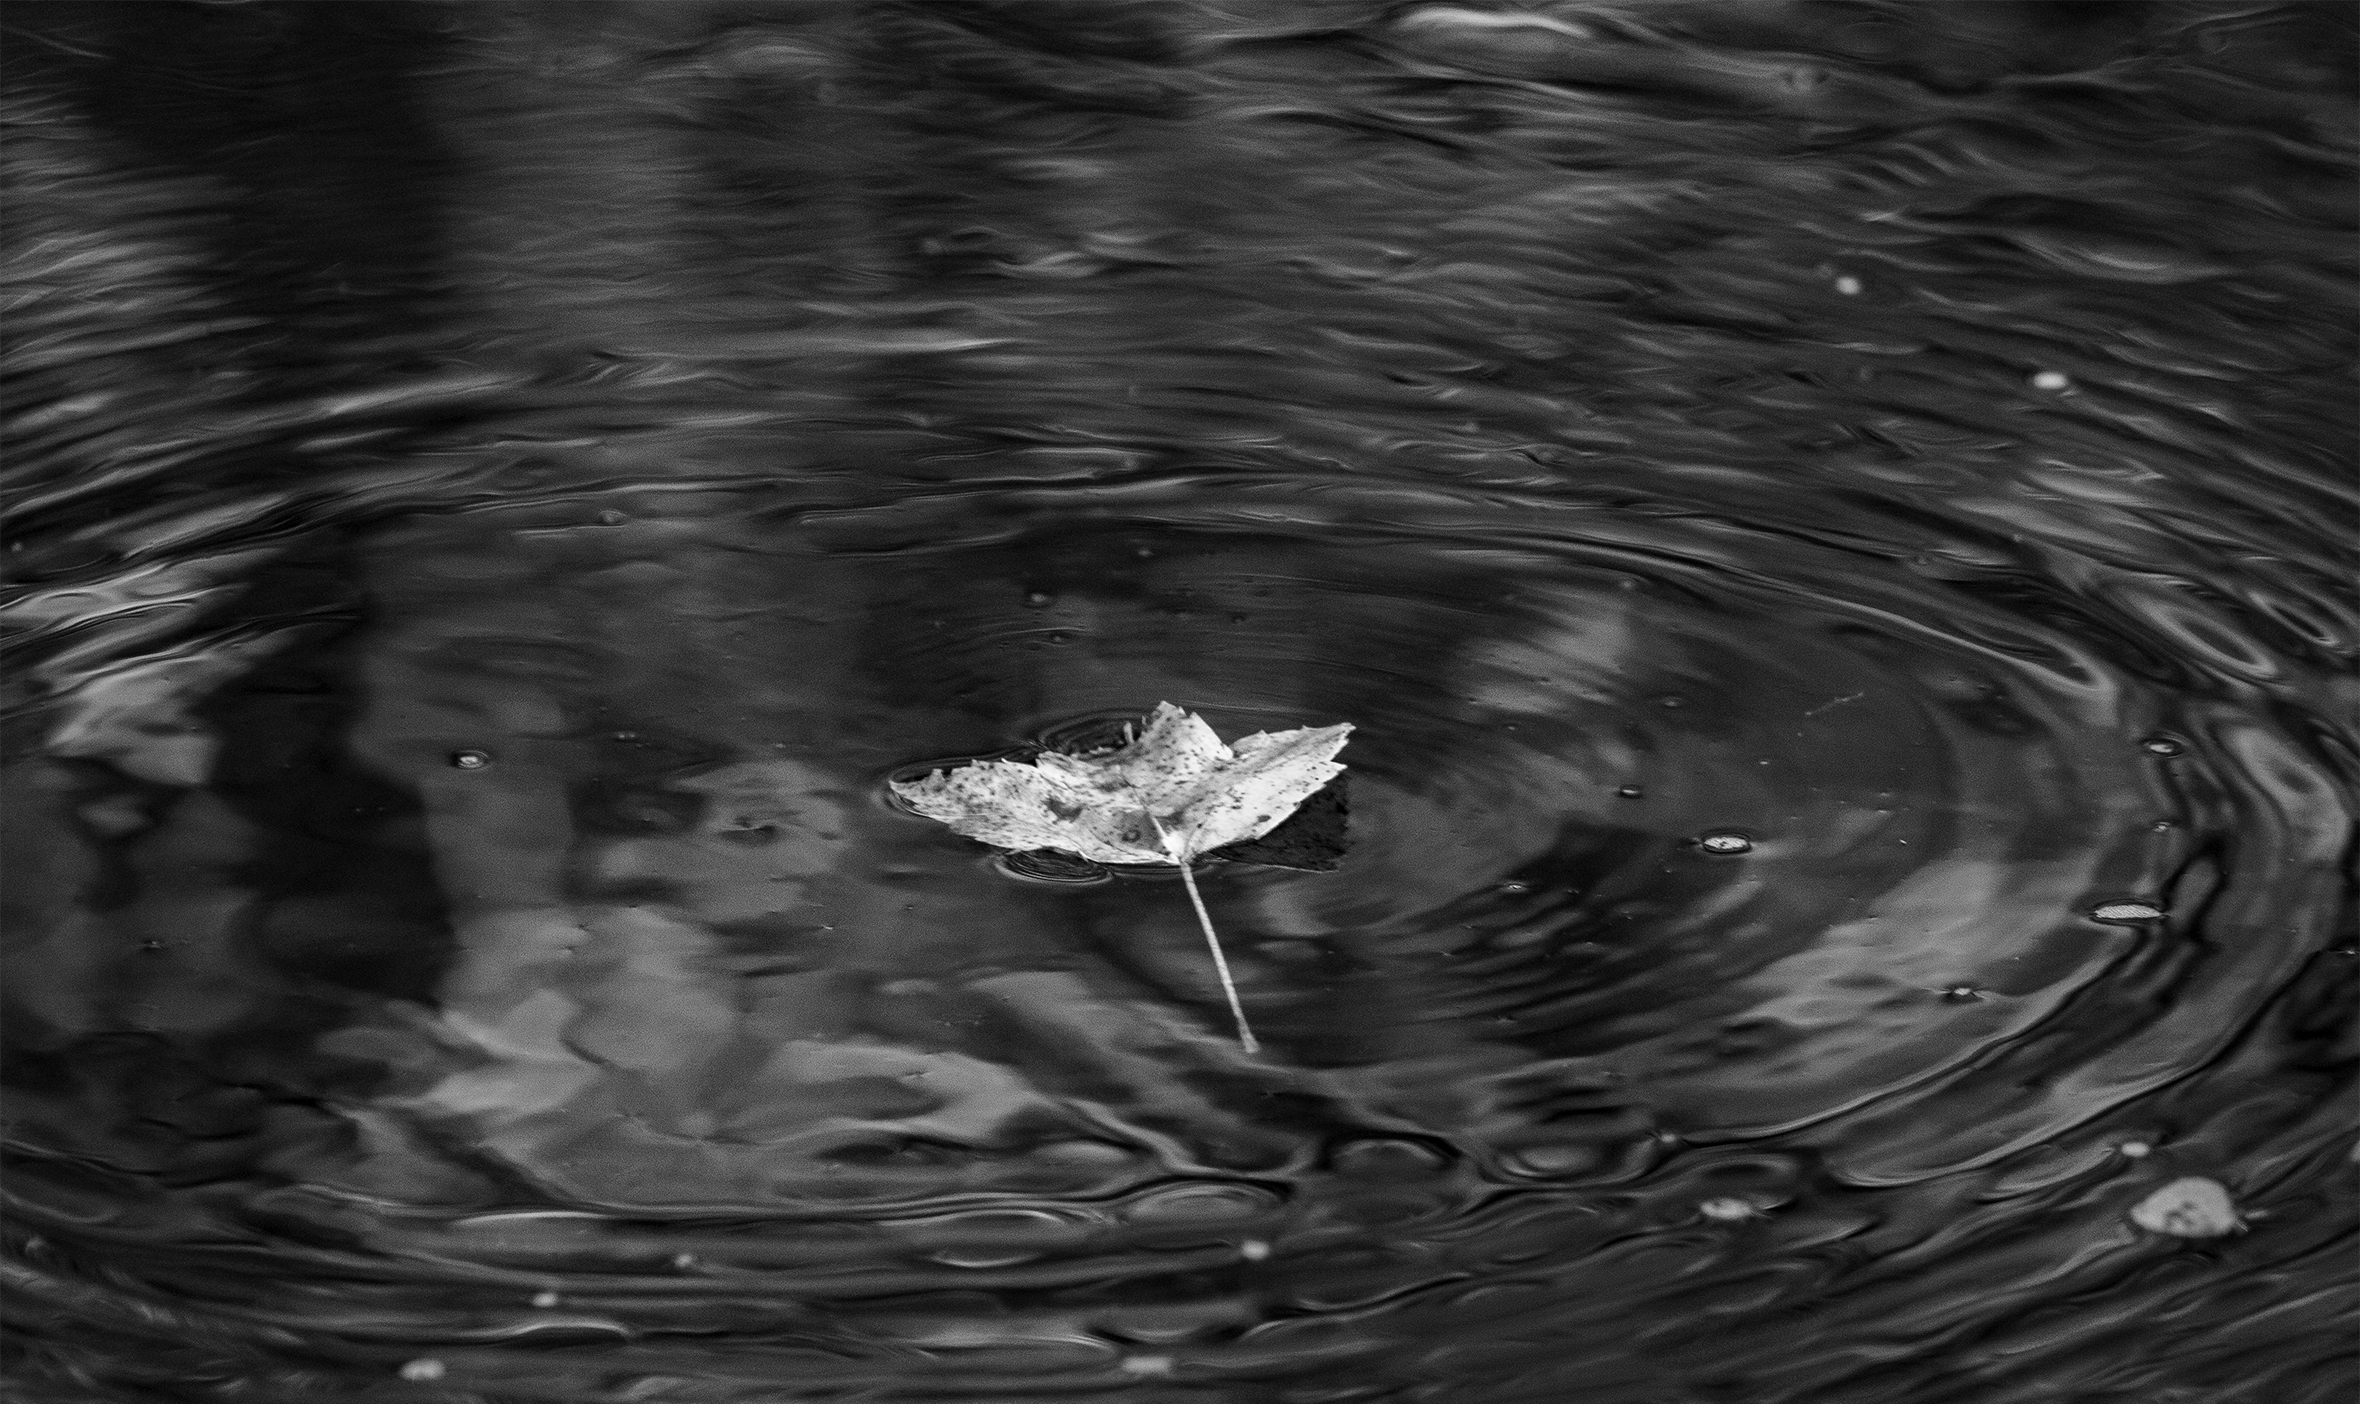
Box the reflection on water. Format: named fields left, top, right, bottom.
left=4, top=3, right=2354, bottom=1401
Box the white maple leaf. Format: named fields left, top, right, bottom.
left=890, top=702, right=1353, bottom=1051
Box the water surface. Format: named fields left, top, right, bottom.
left=4, top=4, right=2354, bottom=1401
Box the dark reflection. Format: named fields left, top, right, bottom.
left=4, top=3, right=2354, bottom=1402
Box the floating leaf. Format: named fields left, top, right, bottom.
left=892, top=703, right=1354, bottom=1051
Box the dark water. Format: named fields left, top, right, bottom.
left=4, top=4, right=2355, bottom=1401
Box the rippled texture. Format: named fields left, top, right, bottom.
left=3, top=4, right=2355, bottom=1402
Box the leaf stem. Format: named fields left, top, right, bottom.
left=1175, top=857, right=1258, bottom=1054
left=1148, top=814, right=1257, bottom=1054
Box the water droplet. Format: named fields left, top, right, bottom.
left=1696, top=832, right=1753, bottom=855
left=2031, top=370, right=2071, bottom=391
left=2129, top=1177, right=2241, bottom=1237
left=399, top=1359, right=446, bottom=1382
left=1616, top=785, right=1645, bottom=798
left=531, top=1290, right=560, bottom=1308
left=1834, top=275, right=1862, bottom=295
left=2118, top=1141, right=2152, bottom=1159
left=2140, top=736, right=2186, bottom=757
left=2092, top=901, right=2166, bottom=923
left=449, top=750, right=492, bottom=770
left=1699, top=1197, right=1762, bottom=1222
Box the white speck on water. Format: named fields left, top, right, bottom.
left=399, top=1359, right=446, bottom=1381
left=2092, top=901, right=2166, bottom=923
left=2031, top=370, right=2071, bottom=390
left=1834, top=275, right=1862, bottom=295
left=2129, top=1177, right=2242, bottom=1237
left=1697, top=832, right=1753, bottom=855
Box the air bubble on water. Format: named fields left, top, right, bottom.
left=449, top=750, right=491, bottom=770
left=1119, top=1356, right=1175, bottom=1376
left=2092, top=901, right=2166, bottom=923
left=1834, top=275, right=1862, bottom=295
left=1238, top=1239, right=1271, bottom=1261
left=1696, top=832, right=1753, bottom=855
left=2031, top=370, right=2071, bottom=390
left=2129, top=1177, right=2242, bottom=1237
left=2140, top=736, right=2186, bottom=757
left=399, top=1359, right=446, bottom=1381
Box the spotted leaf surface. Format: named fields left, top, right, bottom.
left=891, top=702, right=1352, bottom=864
